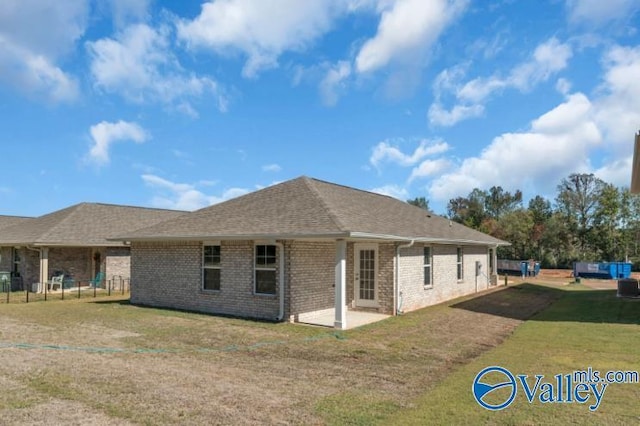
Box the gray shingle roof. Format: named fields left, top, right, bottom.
left=119, top=177, right=508, bottom=246
left=0, top=215, right=33, bottom=231
left=0, top=203, right=186, bottom=246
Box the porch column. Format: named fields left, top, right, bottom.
left=334, top=239, right=347, bottom=329
left=39, top=247, right=49, bottom=293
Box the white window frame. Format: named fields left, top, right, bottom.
left=423, top=246, right=433, bottom=289
left=254, top=244, right=277, bottom=296
left=202, top=243, right=221, bottom=291
left=457, top=247, right=464, bottom=282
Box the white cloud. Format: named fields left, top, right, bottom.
left=409, top=158, right=453, bottom=182
left=88, top=120, right=149, bottom=165
left=593, top=45, right=640, bottom=150
left=319, top=61, right=351, bottom=106
left=142, top=174, right=248, bottom=210
left=428, top=93, right=601, bottom=202
left=177, top=0, right=345, bottom=78
left=555, top=77, right=572, bottom=95
left=427, top=102, right=484, bottom=127
left=370, top=139, right=450, bottom=168
left=429, top=37, right=572, bottom=127
left=355, top=0, right=468, bottom=74
left=262, top=163, right=282, bottom=172
left=566, top=0, right=640, bottom=27
left=458, top=38, right=572, bottom=102
left=370, top=184, right=409, bottom=200
left=109, top=0, right=151, bottom=28
left=87, top=23, right=226, bottom=114
left=0, top=0, right=86, bottom=102
left=594, top=157, right=633, bottom=186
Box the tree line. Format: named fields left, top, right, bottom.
left=408, top=173, right=640, bottom=269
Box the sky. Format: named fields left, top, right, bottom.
left=1, top=0, right=640, bottom=217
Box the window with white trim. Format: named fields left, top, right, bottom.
left=255, top=245, right=276, bottom=295
left=202, top=245, right=221, bottom=291
left=457, top=247, right=464, bottom=281
left=423, top=246, right=432, bottom=287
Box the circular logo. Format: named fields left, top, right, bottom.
left=472, top=366, right=517, bottom=411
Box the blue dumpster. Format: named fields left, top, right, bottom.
left=520, top=261, right=528, bottom=278
left=573, top=262, right=632, bottom=279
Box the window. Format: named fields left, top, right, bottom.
left=255, top=245, right=277, bottom=295
left=423, top=247, right=432, bottom=287
left=202, top=245, right=221, bottom=291
left=457, top=247, right=464, bottom=281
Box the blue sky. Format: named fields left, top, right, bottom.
left=1, top=0, right=640, bottom=217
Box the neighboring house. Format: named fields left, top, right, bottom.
left=0, top=203, right=185, bottom=291
left=0, top=215, right=34, bottom=286
left=116, top=177, right=509, bottom=329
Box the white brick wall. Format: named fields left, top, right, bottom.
left=398, top=243, right=496, bottom=313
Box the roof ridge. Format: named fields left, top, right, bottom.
left=308, top=177, right=400, bottom=201
left=63, top=202, right=188, bottom=213
left=301, top=177, right=348, bottom=232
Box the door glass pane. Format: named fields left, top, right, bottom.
left=359, top=249, right=375, bottom=300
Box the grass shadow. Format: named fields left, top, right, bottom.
left=452, top=283, right=640, bottom=325
left=451, top=284, right=562, bottom=321
left=91, top=299, right=131, bottom=306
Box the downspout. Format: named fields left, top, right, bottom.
left=275, top=242, right=285, bottom=321
left=395, top=240, right=415, bottom=316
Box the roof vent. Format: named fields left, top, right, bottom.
left=449, top=220, right=452, bottom=227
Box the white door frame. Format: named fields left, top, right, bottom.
left=354, top=243, right=379, bottom=308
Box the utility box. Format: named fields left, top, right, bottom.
left=617, top=278, right=639, bottom=297
left=0, top=271, right=10, bottom=292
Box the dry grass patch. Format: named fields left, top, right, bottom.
left=0, top=287, right=558, bottom=424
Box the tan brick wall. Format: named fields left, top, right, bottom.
left=49, top=247, right=93, bottom=283
left=398, top=243, right=494, bottom=313
left=0, top=247, right=11, bottom=271
left=130, top=239, right=496, bottom=321
left=19, top=248, right=39, bottom=288
left=131, top=240, right=280, bottom=320
left=105, top=247, right=130, bottom=290
left=287, top=241, right=335, bottom=320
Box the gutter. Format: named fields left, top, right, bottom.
left=395, top=240, right=415, bottom=316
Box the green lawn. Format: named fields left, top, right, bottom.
left=391, top=283, right=640, bottom=425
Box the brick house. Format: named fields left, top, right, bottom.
left=117, top=177, right=509, bottom=329
left=0, top=203, right=184, bottom=291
